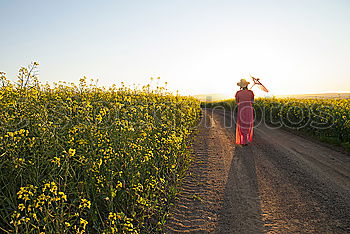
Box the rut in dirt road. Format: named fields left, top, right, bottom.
left=165, top=108, right=350, bottom=233
left=165, top=108, right=235, bottom=233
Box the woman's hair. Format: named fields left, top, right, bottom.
left=241, top=86, right=248, bottom=90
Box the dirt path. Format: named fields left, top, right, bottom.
left=165, top=108, right=350, bottom=233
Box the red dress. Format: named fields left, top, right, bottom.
left=235, top=90, right=254, bottom=145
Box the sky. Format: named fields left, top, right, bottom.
left=1, top=0, right=350, bottom=96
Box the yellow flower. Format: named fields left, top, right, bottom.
left=108, top=212, right=117, bottom=220
left=116, top=181, right=123, bottom=189
left=18, top=203, right=25, bottom=211
left=80, top=218, right=88, bottom=229
left=51, top=157, right=61, bottom=167
left=59, top=191, right=67, bottom=201
left=68, top=148, right=76, bottom=157
left=79, top=198, right=91, bottom=209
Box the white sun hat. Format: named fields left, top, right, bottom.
left=237, top=79, right=250, bottom=88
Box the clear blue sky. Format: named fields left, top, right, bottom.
left=1, top=0, right=350, bottom=96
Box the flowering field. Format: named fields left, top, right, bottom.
left=0, top=65, right=201, bottom=233
left=203, top=97, right=350, bottom=149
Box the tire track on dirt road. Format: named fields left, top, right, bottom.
left=165, top=108, right=235, bottom=233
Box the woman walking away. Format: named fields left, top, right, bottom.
left=235, top=79, right=254, bottom=146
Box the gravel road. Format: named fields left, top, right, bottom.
left=165, top=108, right=350, bottom=233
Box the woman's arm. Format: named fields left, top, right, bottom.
left=235, top=91, right=239, bottom=103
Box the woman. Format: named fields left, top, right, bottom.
left=235, top=79, right=254, bottom=146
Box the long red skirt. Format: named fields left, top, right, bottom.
left=235, top=104, right=254, bottom=145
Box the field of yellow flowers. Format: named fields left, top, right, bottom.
left=0, top=64, right=201, bottom=233
left=203, top=97, right=350, bottom=150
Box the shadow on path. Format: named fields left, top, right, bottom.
left=215, top=109, right=265, bottom=233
